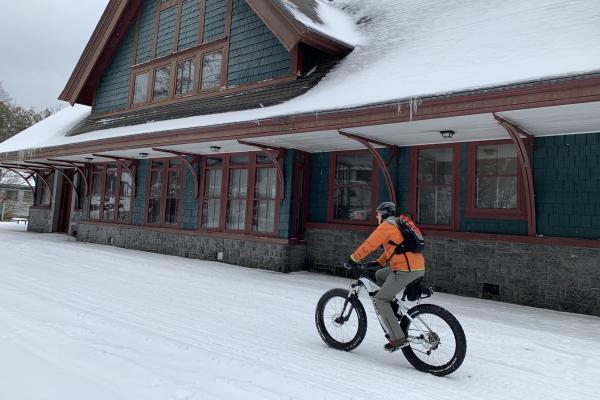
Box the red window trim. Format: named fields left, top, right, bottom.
left=145, top=157, right=184, bottom=227
left=408, top=143, right=461, bottom=231
left=197, top=152, right=281, bottom=237
left=327, top=150, right=379, bottom=226
left=465, top=139, right=527, bottom=220
left=87, top=162, right=134, bottom=224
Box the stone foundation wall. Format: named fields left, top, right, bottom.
left=77, top=222, right=306, bottom=273
left=27, top=207, right=53, bottom=233
left=304, top=228, right=600, bottom=316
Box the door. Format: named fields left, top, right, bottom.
left=57, top=170, right=74, bottom=234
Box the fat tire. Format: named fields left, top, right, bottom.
left=400, top=304, right=467, bottom=376
left=315, top=288, right=367, bottom=351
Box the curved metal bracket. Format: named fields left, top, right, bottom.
left=237, top=140, right=286, bottom=200
left=0, top=166, right=36, bottom=198
left=0, top=164, right=54, bottom=203
left=152, top=148, right=200, bottom=198
left=494, top=114, right=536, bottom=236
left=48, top=159, right=89, bottom=195
left=26, top=162, right=79, bottom=204
left=92, top=154, right=138, bottom=197
left=338, top=130, right=398, bottom=205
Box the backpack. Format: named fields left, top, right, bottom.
left=388, top=214, right=425, bottom=254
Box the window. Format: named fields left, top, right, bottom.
left=146, top=159, right=183, bottom=226
left=89, top=165, right=103, bottom=219
left=253, top=167, right=277, bottom=233
left=416, top=147, right=455, bottom=226
left=476, top=144, right=518, bottom=209
left=153, top=66, right=171, bottom=100
left=331, top=153, right=374, bottom=222
left=175, top=59, right=195, bottom=95
left=201, top=52, right=222, bottom=90
left=199, top=153, right=279, bottom=235
left=38, top=172, right=54, bottom=207
left=87, top=163, right=134, bottom=223
left=133, top=72, right=149, bottom=104
left=147, top=161, right=163, bottom=224
left=466, top=141, right=525, bottom=219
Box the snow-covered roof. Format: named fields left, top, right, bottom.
left=2, top=0, right=600, bottom=155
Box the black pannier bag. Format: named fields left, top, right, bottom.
left=402, top=277, right=433, bottom=301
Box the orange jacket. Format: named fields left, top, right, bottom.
left=351, top=219, right=425, bottom=272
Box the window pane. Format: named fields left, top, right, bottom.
left=89, top=196, right=101, bottom=220
left=175, top=59, right=195, bottom=95
left=147, top=198, right=161, bottom=224
left=120, top=173, right=132, bottom=197
left=253, top=200, right=275, bottom=233
left=230, top=155, right=248, bottom=165
left=133, top=72, right=149, bottom=104
left=201, top=52, right=222, bottom=90
left=255, top=168, right=276, bottom=199
left=153, top=66, right=171, bottom=99
left=103, top=196, right=115, bottom=221
left=334, top=187, right=371, bottom=221
left=167, top=170, right=181, bottom=197
left=228, top=169, right=248, bottom=198
left=335, top=154, right=372, bottom=185
left=256, top=154, right=272, bottom=164
left=150, top=170, right=163, bottom=197
left=226, top=199, right=246, bottom=230
left=204, top=170, right=222, bottom=197
left=418, top=186, right=452, bottom=225
left=118, top=197, right=131, bottom=222
left=497, top=144, right=518, bottom=174
left=418, top=148, right=453, bottom=185
left=105, top=165, right=117, bottom=196
left=165, top=198, right=179, bottom=224
left=477, top=176, right=518, bottom=209
left=206, top=157, right=222, bottom=166
left=202, top=199, right=220, bottom=228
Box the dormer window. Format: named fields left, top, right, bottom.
left=175, top=59, right=195, bottom=96
left=201, top=52, right=223, bottom=90
left=153, top=65, right=171, bottom=100
left=132, top=72, right=149, bottom=104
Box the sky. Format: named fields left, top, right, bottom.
left=0, top=0, right=108, bottom=111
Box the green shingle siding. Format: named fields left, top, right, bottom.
left=203, top=0, right=227, bottom=42
left=181, top=157, right=198, bottom=230
left=278, top=150, right=295, bottom=238
left=132, top=160, right=148, bottom=226
left=94, top=21, right=136, bottom=114
left=308, top=153, right=330, bottom=223
left=178, top=0, right=201, bottom=50
left=534, top=133, right=600, bottom=239
left=156, top=6, right=178, bottom=58
left=135, top=0, right=158, bottom=64
left=227, top=0, right=290, bottom=86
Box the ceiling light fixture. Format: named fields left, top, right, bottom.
left=85, top=157, right=94, bottom=162
left=210, top=145, right=222, bottom=152
left=139, top=152, right=149, bottom=158
left=440, top=130, right=455, bottom=139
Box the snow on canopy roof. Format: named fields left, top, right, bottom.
left=1, top=0, right=600, bottom=154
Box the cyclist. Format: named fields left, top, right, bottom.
left=347, top=202, right=425, bottom=352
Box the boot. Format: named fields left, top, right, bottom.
left=384, top=337, right=408, bottom=352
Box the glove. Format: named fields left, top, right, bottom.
left=346, top=257, right=358, bottom=268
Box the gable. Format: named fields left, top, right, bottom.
left=59, top=0, right=353, bottom=108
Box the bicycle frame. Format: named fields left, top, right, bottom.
left=346, top=276, right=435, bottom=340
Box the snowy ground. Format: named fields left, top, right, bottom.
left=1, top=222, right=599, bottom=400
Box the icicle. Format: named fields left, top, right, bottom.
left=408, top=97, right=422, bottom=122
left=396, top=101, right=402, bottom=117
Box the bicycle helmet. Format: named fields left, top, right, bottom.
left=376, top=202, right=397, bottom=219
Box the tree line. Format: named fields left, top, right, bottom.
left=0, top=82, right=56, bottom=143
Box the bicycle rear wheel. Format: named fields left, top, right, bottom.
left=315, top=288, right=367, bottom=351
left=400, top=304, right=467, bottom=376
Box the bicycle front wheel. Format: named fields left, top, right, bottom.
left=400, top=304, right=467, bottom=376
left=315, top=288, right=367, bottom=351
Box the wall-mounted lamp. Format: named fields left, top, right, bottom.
left=139, top=152, right=149, bottom=158
left=210, top=145, right=222, bottom=152
left=440, top=130, right=455, bottom=139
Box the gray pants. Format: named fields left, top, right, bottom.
left=374, top=267, right=425, bottom=341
